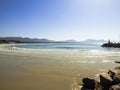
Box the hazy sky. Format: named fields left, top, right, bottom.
left=0, top=0, right=120, bottom=41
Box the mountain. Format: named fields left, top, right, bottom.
left=0, top=37, right=108, bottom=43
left=82, top=39, right=107, bottom=43
left=0, top=37, right=55, bottom=43
left=63, top=39, right=77, bottom=42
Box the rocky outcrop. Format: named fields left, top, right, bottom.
left=102, top=42, right=120, bottom=48
left=80, top=78, right=103, bottom=90
left=80, top=64, right=120, bottom=90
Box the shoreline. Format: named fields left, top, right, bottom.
left=0, top=44, right=119, bottom=90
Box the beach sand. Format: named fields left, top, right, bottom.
left=0, top=48, right=118, bottom=90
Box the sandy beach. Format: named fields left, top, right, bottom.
left=1, top=0, right=120, bottom=89
left=0, top=44, right=118, bottom=90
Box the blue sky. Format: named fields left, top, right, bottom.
left=0, top=0, right=120, bottom=41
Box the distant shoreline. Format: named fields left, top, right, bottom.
left=0, top=40, right=72, bottom=44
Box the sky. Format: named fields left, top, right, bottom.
left=0, top=0, right=120, bottom=41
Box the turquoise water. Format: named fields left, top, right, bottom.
left=2, top=42, right=120, bottom=64
left=6, top=43, right=103, bottom=50
left=5, top=42, right=120, bottom=51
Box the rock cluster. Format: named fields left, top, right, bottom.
left=80, top=66, right=120, bottom=90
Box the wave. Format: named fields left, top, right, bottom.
left=102, top=60, right=113, bottom=63
left=1, top=43, right=120, bottom=52
left=70, top=59, right=113, bottom=64
left=1, top=44, right=120, bottom=61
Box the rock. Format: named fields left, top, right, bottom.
left=115, top=61, right=120, bottom=64
left=80, top=64, right=120, bottom=90
left=113, top=68, right=120, bottom=75
left=115, top=67, right=120, bottom=70
left=110, top=84, right=120, bottom=90
left=81, top=78, right=103, bottom=90
left=108, top=70, right=115, bottom=79
left=82, top=78, right=96, bottom=89
left=95, top=82, right=103, bottom=90
left=100, top=74, right=113, bottom=86
left=108, top=67, right=120, bottom=85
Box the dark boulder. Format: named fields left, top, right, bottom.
left=80, top=63, right=120, bottom=90
left=82, top=78, right=96, bottom=89
left=108, top=70, right=115, bottom=79
left=100, top=74, right=113, bottom=89
left=81, top=78, right=103, bottom=90
left=110, top=84, right=120, bottom=90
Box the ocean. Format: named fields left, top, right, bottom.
left=4, top=42, right=119, bottom=51
left=1, top=42, right=120, bottom=64
left=3, top=42, right=120, bottom=54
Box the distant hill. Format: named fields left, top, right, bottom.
left=0, top=37, right=107, bottom=43
left=0, top=37, right=55, bottom=43
left=63, top=40, right=77, bottom=42
left=82, top=39, right=107, bottom=43
left=0, top=37, right=78, bottom=43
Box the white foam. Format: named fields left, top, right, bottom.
left=78, top=61, right=88, bottom=63
left=102, top=60, right=112, bottom=63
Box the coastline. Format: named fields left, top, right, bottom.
left=0, top=44, right=119, bottom=90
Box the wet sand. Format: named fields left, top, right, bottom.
left=0, top=53, right=71, bottom=90
left=0, top=49, right=118, bottom=90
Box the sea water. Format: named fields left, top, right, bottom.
left=3, top=42, right=120, bottom=52
left=1, top=42, right=120, bottom=64
left=3, top=42, right=117, bottom=50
